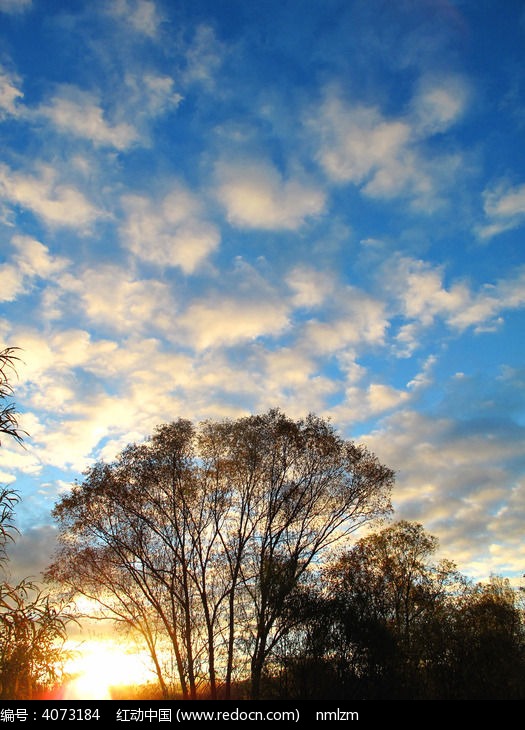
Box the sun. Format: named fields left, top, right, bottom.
left=62, top=640, right=153, bottom=700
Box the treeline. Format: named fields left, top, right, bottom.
left=0, top=348, right=522, bottom=701
left=266, top=521, right=525, bottom=700
left=45, top=412, right=525, bottom=701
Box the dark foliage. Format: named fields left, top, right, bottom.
left=270, top=522, right=525, bottom=700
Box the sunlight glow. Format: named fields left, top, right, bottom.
left=63, top=640, right=153, bottom=700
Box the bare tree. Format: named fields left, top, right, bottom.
left=47, top=410, right=394, bottom=699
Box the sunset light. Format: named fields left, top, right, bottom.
left=0, top=0, right=524, bottom=705
left=62, top=641, right=154, bottom=700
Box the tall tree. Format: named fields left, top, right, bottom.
left=243, top=521, right=525, bottom=700
left=224, top=412, right=394, bottom=698
left=330, top=521, right=458, bottom=648
left=448, top=575, right=525, bottom=699
left=47, top=410, right=394, bottom=698
left=311, top=521, right=461, bottom=699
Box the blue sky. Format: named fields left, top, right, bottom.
left=1, top=0, right=524, bottom=584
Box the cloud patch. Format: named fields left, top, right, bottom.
left=410, top=75, right=469, bottom=136
left=215, top=159, right=326, bottom=230
left=0, top=0, right=31, bottom=14
left=38, top=87, right=138, bottom=150
left=362, top=407, right=525, bottom=578
left=478, top=180, right=525, bottom=239
left=0, top=236, right=69, bottom=303
left=286, top=266, right=334, bottom=309
left=108, top=0, right=162, bottom=38
left=300, top=287, right=388, bottom=354
left=384, top=256, right=525, bottom=353
left=0, top=163, right=101, bottom=230
left=60, top=264, right=178, bottom=335
left=121, top=186, right=220, bottom=273
left=179, top=297, right=290, bottom=351
left=310, top=80, right=467, bottom=206
left=0, top=66, right=23, bottom=118
left=182, top=25, right=226, bottom=87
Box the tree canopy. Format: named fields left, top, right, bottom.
left=47, top=409, right=394, bottom=699
left=272, top=521, right=525, bottom=700
left=44, top=408, right=525, bottom=700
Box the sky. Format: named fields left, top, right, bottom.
left=0, top=0, right=524, bottom=588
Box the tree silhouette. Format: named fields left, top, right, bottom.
left=447, top=576, right=525, bottom=699
left=272, top=521, right=525, bottom=700
left=47, top=410, right=394, bottom=699
left=323, top=521, right=461, bottom=698
left=0, top=346, right=73, bottom=699
left=0, top=575, right=72, bottom=699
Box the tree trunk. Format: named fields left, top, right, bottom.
left=250, top=653, right=265, bottom=700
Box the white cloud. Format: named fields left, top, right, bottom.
left=497, top=267, right=525, bottom=309
left=330, top=382, right=411, bottom=429
left=7, top=332, right=191, bottom=471
left=365, top=383, right=410, bottom=412
left=215, top=159, right=326, bottom=230
left=326, top=355, right=435, bottom=428
left=388, top=256, right=469, bottom=327
left=0, top=0, right=31, bottom=14
left=123, top=73, right=183, bottom=120
left=257, top=377, right=338, bottom=422
left=39, top=87, right=138, bottom=149
left=11, top=235, right=68, bottom=278
left=384, top=256, right=525, bottom=351
left=362, top=409, right=525, bottom=579
left=11, top=326, right=294, bottom=473
left=60, top=265, right=177, bottom=335
left=487, top=479, right=525, bottom=577
left=301, top=288, right=388, bottom=354
left=0, top=264, right=24, bottom=302
left=0, top=67, right=23, bottom=118
left=0, top=439, right=41, bottom=478
left=407, top=354, right=437, bottom=390
left=410, top=75, right=468, bottom=135
left=0, top=235, right=69, bottom=302
left=37, top=75, right=182, bottom=151
left=262, top=347, right=317, bottom=390
left=0, top=163, right=100, bottom=230
left=313, top=94, right=411, bottom=186
left=310, top=85, right=465, bottom=206
left=448, top=268, right=525, bottom=332
left=13, top=329, right=120, bottom=417
left=182, top=25, right=225, bottom=87
left=121, top=186, right=220, bottom=273
left=109, top=0, right=161, bottom=38
left=478, top=181, right=525, bottom=239
left=329, top=354, right=436, bottom=428
left=178, top=297, right=290, bottom=350
left=286, top=266, right=334, bottom=308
